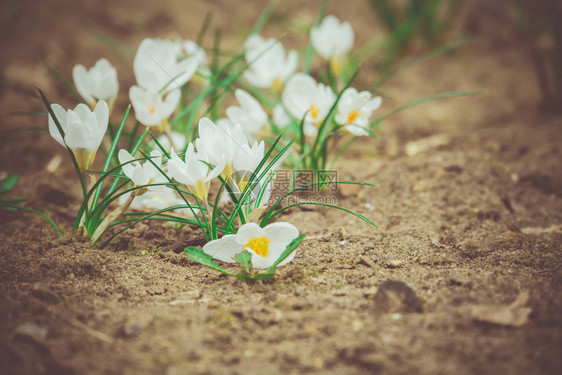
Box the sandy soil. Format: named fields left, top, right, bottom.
left=1, top=0, right=561, bottom=374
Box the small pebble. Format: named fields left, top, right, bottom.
left=15, top=322, right=48, bottom=341
left=386, top=260, right=404, bottom=269
left=373, top=280, right=423, bottom=314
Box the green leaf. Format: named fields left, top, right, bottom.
left=272, top=233, right=306, bottom=268
left=249, top=2, right=277, bottom=36
left=234, top=251, right=252, bottom=273
left=185, top=247, right=234, bottom=276
left=250, top=267, right=276, bottom=281
left=1, top=204, right=62, bottom=237
left=0, top=175, right=19, bottom=193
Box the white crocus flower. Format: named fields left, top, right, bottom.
left=194, top=117, right=248, bottom=180
left=225, top=89, right=268, bottom=138
left=310, top=15, right=354, bottom=75
left=167, top=144, right=225, bottom=202
left=203, top=222, right=300, bottom=269
left=73, top=58, right=119, bottom=111
left=48, top=100, right=109, bottom=171
left=335, top=88, right=382, bottom=136
left=233, top=140, right=265, bottom=175
left=244, top=34, right=298, bottom=93
left=129, top=86, right=180, bottom=129
left=118, top=149, right=164, bottom=187
left=282, top=73, right=335, bottom=137
left=133, top=38, right=199, bottom=92
left=230, top=140, right=266, bottom=201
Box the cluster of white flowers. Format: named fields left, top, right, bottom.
left=244, top=15, right=382, bottom=137
left=46, top=13, right=383, bottom=270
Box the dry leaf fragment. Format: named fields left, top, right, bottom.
left=469, top=291, right=532, bottom=327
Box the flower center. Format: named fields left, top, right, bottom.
left=149, top=107, right=156, bottom=114
left=245, top=237, right=270, bottom=257
left=272, top=77, right=283, bottom=94
left=347, top=110, right=359, bottom=124
left=188, top=179, right=209, bottom=202
left=309, top=105, right=319, bottom=119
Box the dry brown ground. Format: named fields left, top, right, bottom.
left=1, top=0, right=561, bottom=374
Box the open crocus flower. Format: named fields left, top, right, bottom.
left=233, top=140, right=265, bottom=177
left=133, top=38, right=199, bottom=92
left=118, top=149, right=164, bottom=188
left=335, top=88, right=382, bottom=136
left=73, top=58, right=119, bottom=111
left=225, top=89, right=268, bottom=138
left=244, top=34, right=298, bottom=93
left=129, top=86, right=180, bottom=129
left=282, top=73, right=335, bottom=137
left=203, top=222, right=300, bottom=269
left=310, top=15, right=354, bottom=75
left=48, top=100, right=109, bottom=171
left=167, top=144, right=225, bottom=202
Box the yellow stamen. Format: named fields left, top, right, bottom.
left=330, top=56, right=345, bottom=76
left=272, top=77, right=283, bottom=94
left=220, top=163, right=233, bottom=181
left=73, top=148, right=94, bottom=171
left=158, top=118, right=169, bottom=133
left=149, top=107, right=156, bottom=114
left=309, top=105, right=319, bottom=119
left=347, top=110, right=359, bottom=124
left=237, top=173, right=250, bottom=193
left=188, top=180, right=208, bottom=202
left=245, top=236, right=270, bottom=257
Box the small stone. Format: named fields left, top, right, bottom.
left=390, top=313, right=402, bottom=320
left=351, top=320, right=364, bottom=332
left=385, top=260, right=404, bottom=269
left=363, top=203, right=375, bottom=212
left=373, top=280, right=423, bottom=314
left=405, top=134, right=451, bottom=156
left=14, top=322, right=48, bottom=341
left=120, top=314, right=153, bottom=338
left=338, top=183, right=360, bottom=198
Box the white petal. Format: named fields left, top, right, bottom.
left=263, top=222, right=299, bottom=245
left=203, top=235, right=241, bottom=263
left=235, top=223, right=265, bottom=246
left=72, top=64, right=94, bottom=104
left=345, top=123, right=370, bottom=136
left=118, top=149, right=136, bottom=180
left=48, top=104, right=67, bottom=147
left=205, top=156, right=226, bottom=183
left=247, top=249, right=275, bottom=269
left=93, top=100, right=109, bottom=138
left=160, top=88, right=181, bottom=118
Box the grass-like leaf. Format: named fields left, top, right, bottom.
left=234, top=252, right=252, bottom=273
left=185, top=247, right=234, bottom=276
